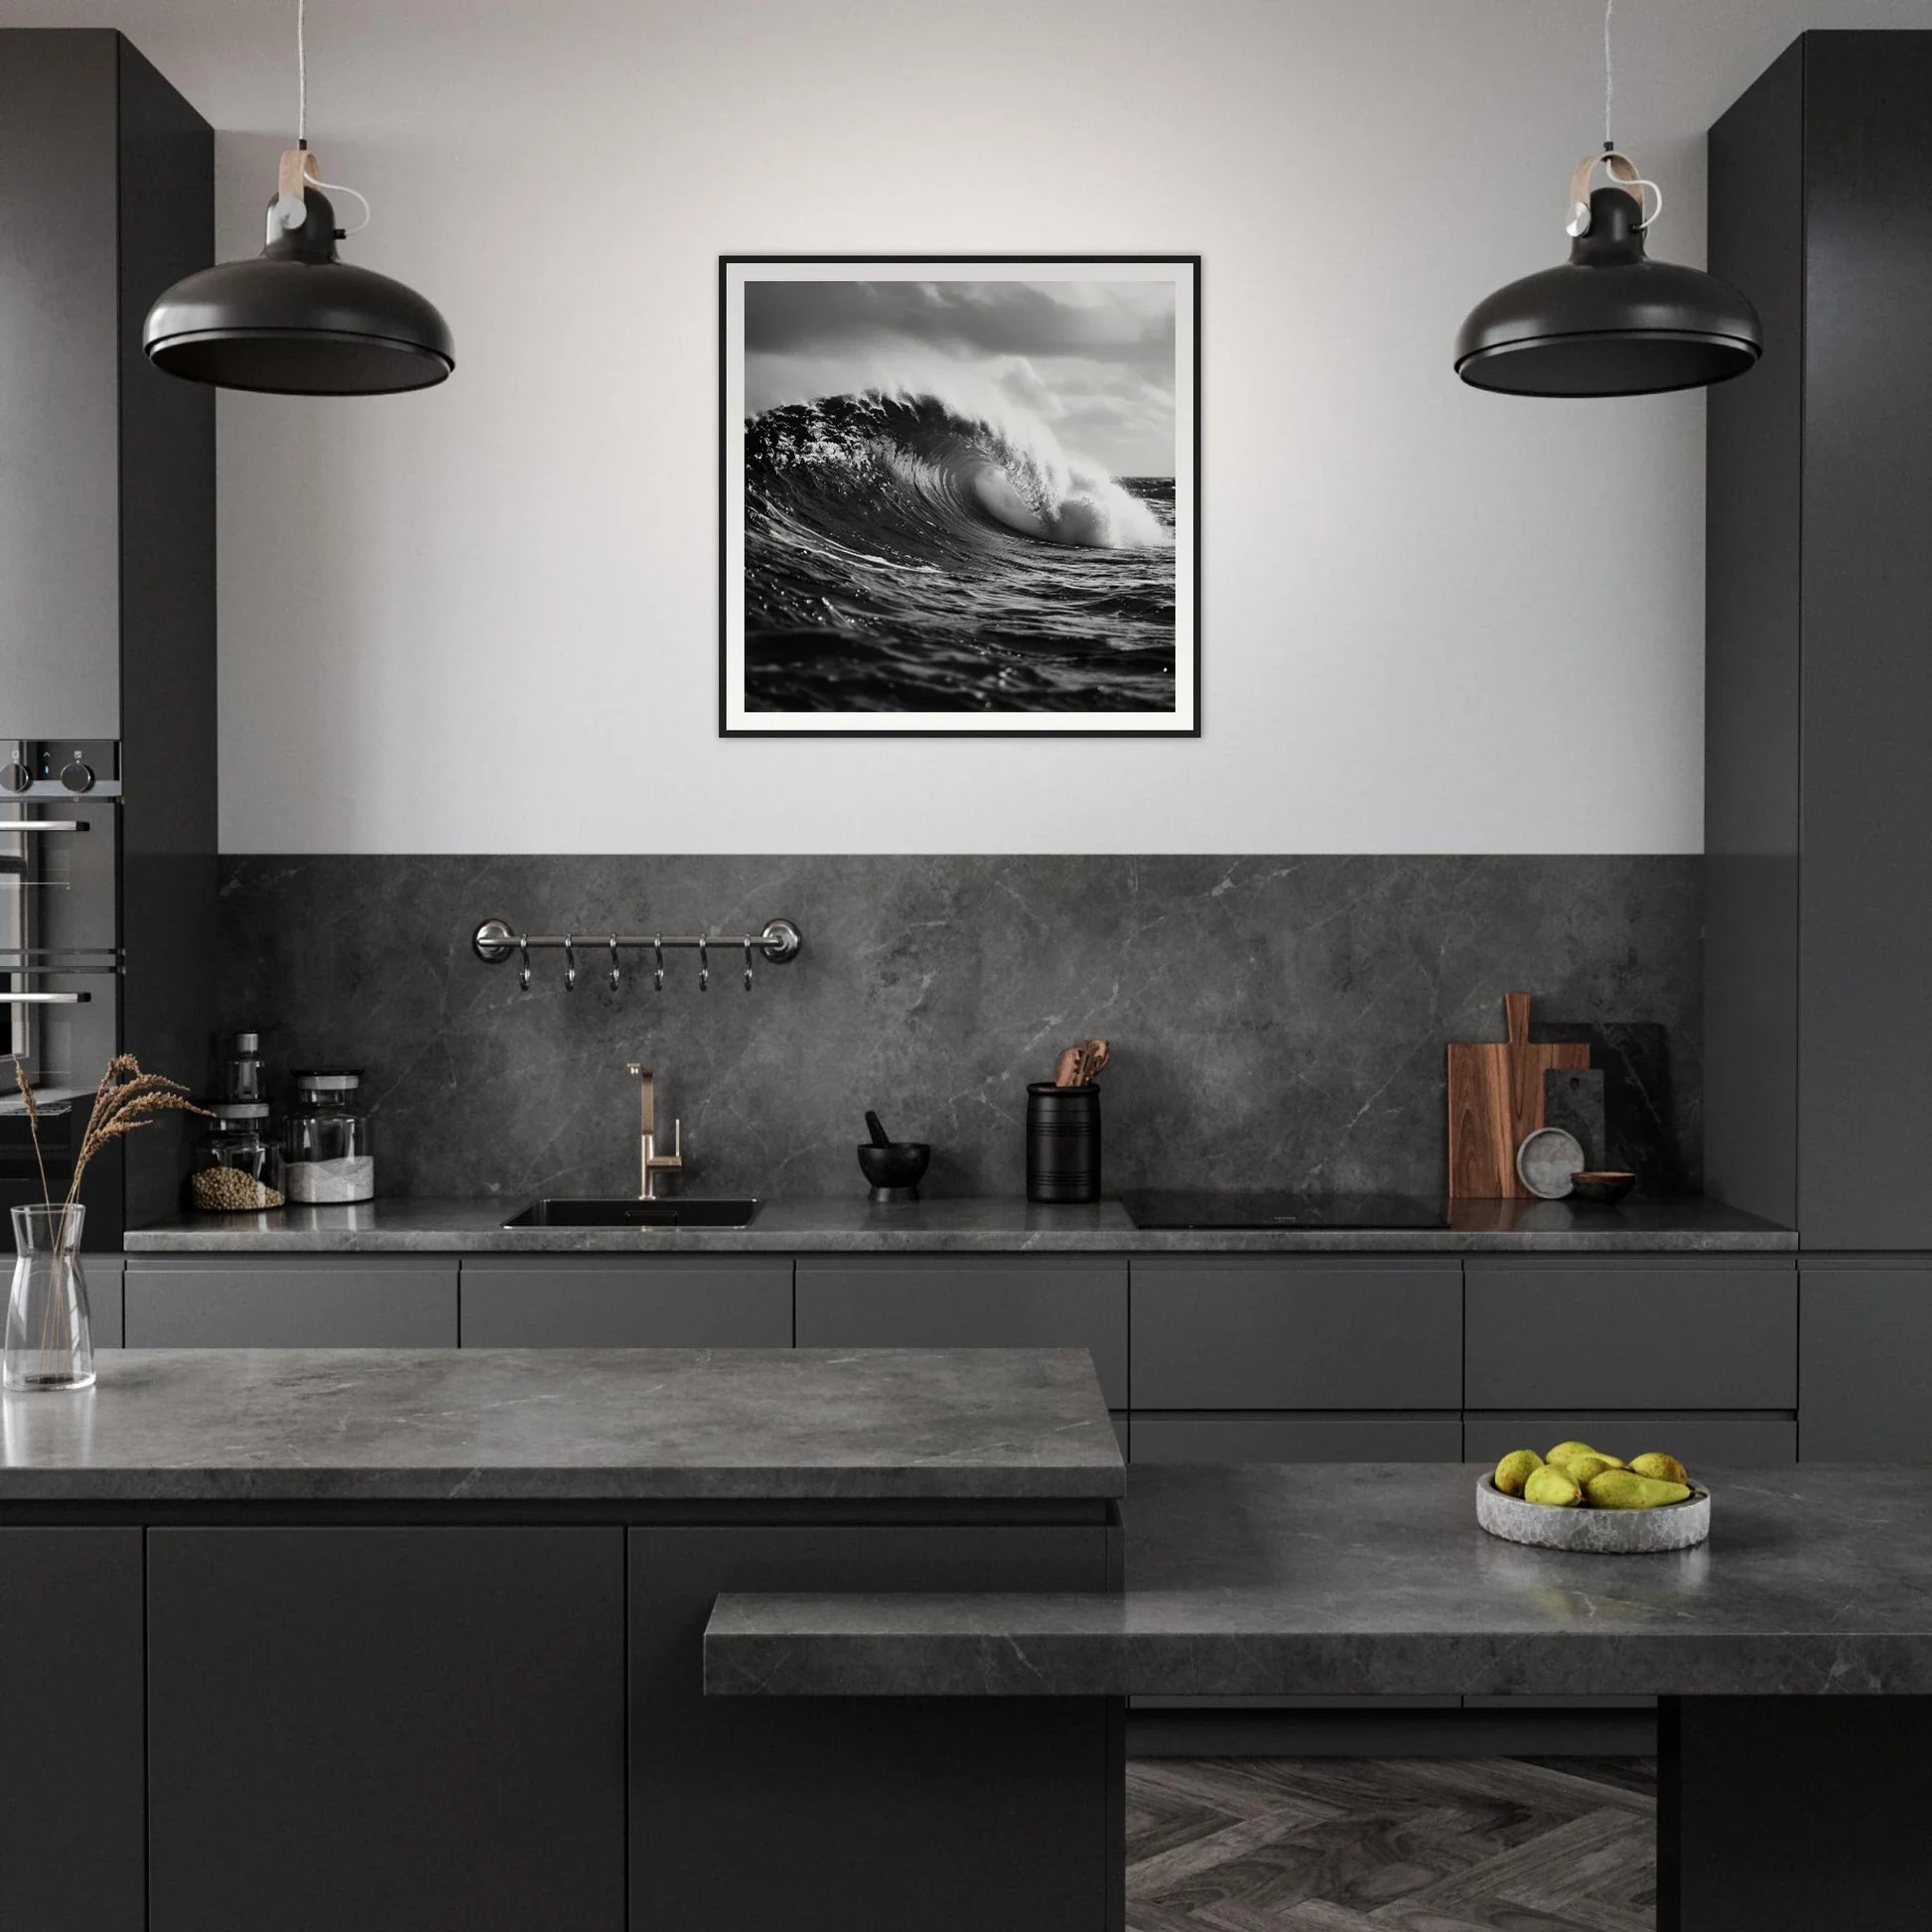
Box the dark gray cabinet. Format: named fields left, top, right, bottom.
left=125, top=1257, right=458, bottom=1346
left=1464, top=1259, right=1796, bottom=1411
left=795, top=1256, right=1128, bottom=1408
left=1132, top=1258, right=1460, bottom=1411
left=628, top=1523, right=1116, bottom=1932
left=85, top=1255, right=123, bottom=1347
left=147, top=1527, right=625, bottom=1932
left=1800, top=1264, right=1932, bottom=1460
left=1132, top=1415, right=1461, bottom=1463
left=1463, top=1413, right=1798, bottom=1467
left=0, top=1529, right=144, bottom=1931
left=1708, top=33, right=1932, bottom=1249
left=460, top=1255, right=791, bottom=1347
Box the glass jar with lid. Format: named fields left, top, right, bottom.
left=283, top=1069, right=375, bottom=1204
left=189, top=1102, right=287, bottom=1212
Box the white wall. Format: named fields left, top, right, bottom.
left=2, top=0, right=1919, bottom=853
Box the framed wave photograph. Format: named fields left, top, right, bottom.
left=720, top=255, right=1199, bottom=736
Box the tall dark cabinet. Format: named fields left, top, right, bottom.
left=1708, top=32, right=1932, bottom=1456
left=0, top=31, right=215, bottom=1243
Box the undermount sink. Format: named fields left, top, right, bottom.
left=502, top=1197, right=761, bottom=1229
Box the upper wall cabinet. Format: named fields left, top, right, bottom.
left=0, top=32, right=211, bottom=739
left=1707, top=32, right=1932, bottom=1250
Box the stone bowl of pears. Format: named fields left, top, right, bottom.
left=1477, top=1440, right=1711, bottom=1553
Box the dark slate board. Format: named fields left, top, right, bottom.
left=1529, top=1022, right=1683, bottom=1198
left=1543, top=1066, right=1607, bottom=1173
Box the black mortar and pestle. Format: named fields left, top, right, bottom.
left=859, top=1110, right=930, bottom=1204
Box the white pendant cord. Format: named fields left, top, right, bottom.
left=281, top=0, right=372, bottom=235
left=1567, top=0, right=1660, bottom=232
left=1603, top=0, right=1613, bottom=150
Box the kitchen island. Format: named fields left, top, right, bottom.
left=0, top=1346, right=1124, bottom=1932
left=712, top=1461, right=1932, bottom=1931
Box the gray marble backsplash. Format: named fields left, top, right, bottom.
left=217, top=856, right=1702, bottom=1202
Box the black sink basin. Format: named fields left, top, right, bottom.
left=502, top=1197, right=760, bottom=1229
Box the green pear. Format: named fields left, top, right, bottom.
left=1494, top=1449, right=1543, bottom=1496
left=1547, top=1440, right=1599, bottom=1464
left=1629, top=1452, right=1691, bottom=1486
left=1524, top=1465, right=1585, bottom=1507
left=1556, top=1451, right=1620, bottom=1485
left=1586, top=1470, right=1693, bottom=1510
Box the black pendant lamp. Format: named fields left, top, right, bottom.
left=1454, top=2, right=1758, bottom=397
left=144, top=1, right=453, bottom=395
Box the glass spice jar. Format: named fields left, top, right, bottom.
left=189, top=1103, right=287, bottom=1212
left=283, top=1069, right=375, bottom=1204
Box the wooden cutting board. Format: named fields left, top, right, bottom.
left=1448, top=993, right=1590, bottom=1198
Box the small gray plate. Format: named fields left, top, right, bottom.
left=1477, top=1475, right=1711, bottom=1553
left=1516, top=1126, right=1585, bottom=1198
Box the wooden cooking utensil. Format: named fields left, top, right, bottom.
left=1053, top=1046, right=1082, bottom=1087
left=1447, top=993, right=1589, bottom=1198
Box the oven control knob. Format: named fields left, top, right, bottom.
left=60, top=759, right=94, bottom=794
left=0, top=761, right=29, bottom=793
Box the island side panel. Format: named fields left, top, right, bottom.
left=147, top=1527, right=626, bottom=1932
left=0, top=1528, right=144, bottom=1932
left=630, top=1523, right=1122, bottom=1932
left=1661, top=1696, right=1932, bottom=1932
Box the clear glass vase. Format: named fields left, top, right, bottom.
left=6, top=1205, right=95, bottom=1393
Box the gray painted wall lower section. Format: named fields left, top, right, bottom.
left=218, top=855, right=1702, bottom=1202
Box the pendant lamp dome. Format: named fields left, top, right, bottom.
left=1454, top=1, right=1758, bottom=398
left=143, top=1, right=452, bottom=395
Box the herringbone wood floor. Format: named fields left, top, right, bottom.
left=1126, top=1756, right=1657, bottom=1931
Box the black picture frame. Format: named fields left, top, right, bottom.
left=719, top=254, right=1202, bottom=738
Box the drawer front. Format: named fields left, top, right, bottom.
left=794, top=1259, right=1128, bottom=1409
left=125, top=1261, right=458, bottom=1348
left=460, top=1259, right=791, bottom=1348
left=1130, top=1414, right=1463, bottom=1463
left=1464, top=1260, right=1796, bottom=1410
left=1462, top=1412, right=1797, bottom=1467
left=1800, top=1265, right=1932, bottom=1459
left=1131, top=1259, right=1461, bottom=1411
left=85, top=1256, right=123, bottom=1348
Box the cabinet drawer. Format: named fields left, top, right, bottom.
left=794, top=1258, right=1127, bottom=1408
left=1800, top=1265, right=1932, bottom=1459
left=1131, top=1259, right=1461, bottom=1411
left=125, top=1259, right=458, bottom=1347
left=1131, top=1414, right=1462, bottom=1463
left=1463, top=1412, right=1797, bottom=1466
left=460, top=1258, right=791, bottom=1348
left=1464, top=1259, right=1796, bottom=1410
left=85, top=1256, right=123, bottom=1348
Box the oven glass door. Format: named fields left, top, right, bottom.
left=0, top=801, right=119, bottom=1207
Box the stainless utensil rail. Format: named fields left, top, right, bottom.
left=472, top=916, right=802, bottom=993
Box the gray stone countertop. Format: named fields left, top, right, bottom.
left=706, top=1461, right=1932, bottom=1698
left=122, top=1194, right=1796, bottom=1254
left=0, top=1347, right=1123, bottom=1504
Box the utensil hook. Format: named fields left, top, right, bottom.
left=652, top=936, right=664, bottom=994
left=743, top=939, right=755, bottom=993
left=697, top=937, right=709, bottom=994
left=562, top=935, right=577, bottom=992
left=608, top=936, right=621, bottom=992
left=517, top=934, right=531, bottom=994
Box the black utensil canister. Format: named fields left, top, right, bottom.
left=1027, top=1082, right=1101, bottom=1203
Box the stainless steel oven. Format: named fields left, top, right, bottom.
left=1, top=746, right=123, bottom=1232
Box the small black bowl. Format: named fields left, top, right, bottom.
left=1569, top=1170, right=1637, bottom=1205
left=859, top=1141, right=930, bottom=1203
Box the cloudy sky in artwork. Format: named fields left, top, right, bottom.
left=743, top=277, right=1178, bottom=478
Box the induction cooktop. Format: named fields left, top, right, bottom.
left=1119, top=1191, right=1450, bottom=1230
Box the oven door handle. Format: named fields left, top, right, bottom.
left=0, top=991, right=89, bottom=1005
left=0, top=821, right=88, bottom=835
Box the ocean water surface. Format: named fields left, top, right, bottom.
left=741, top=389, right=1178, bottom=713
